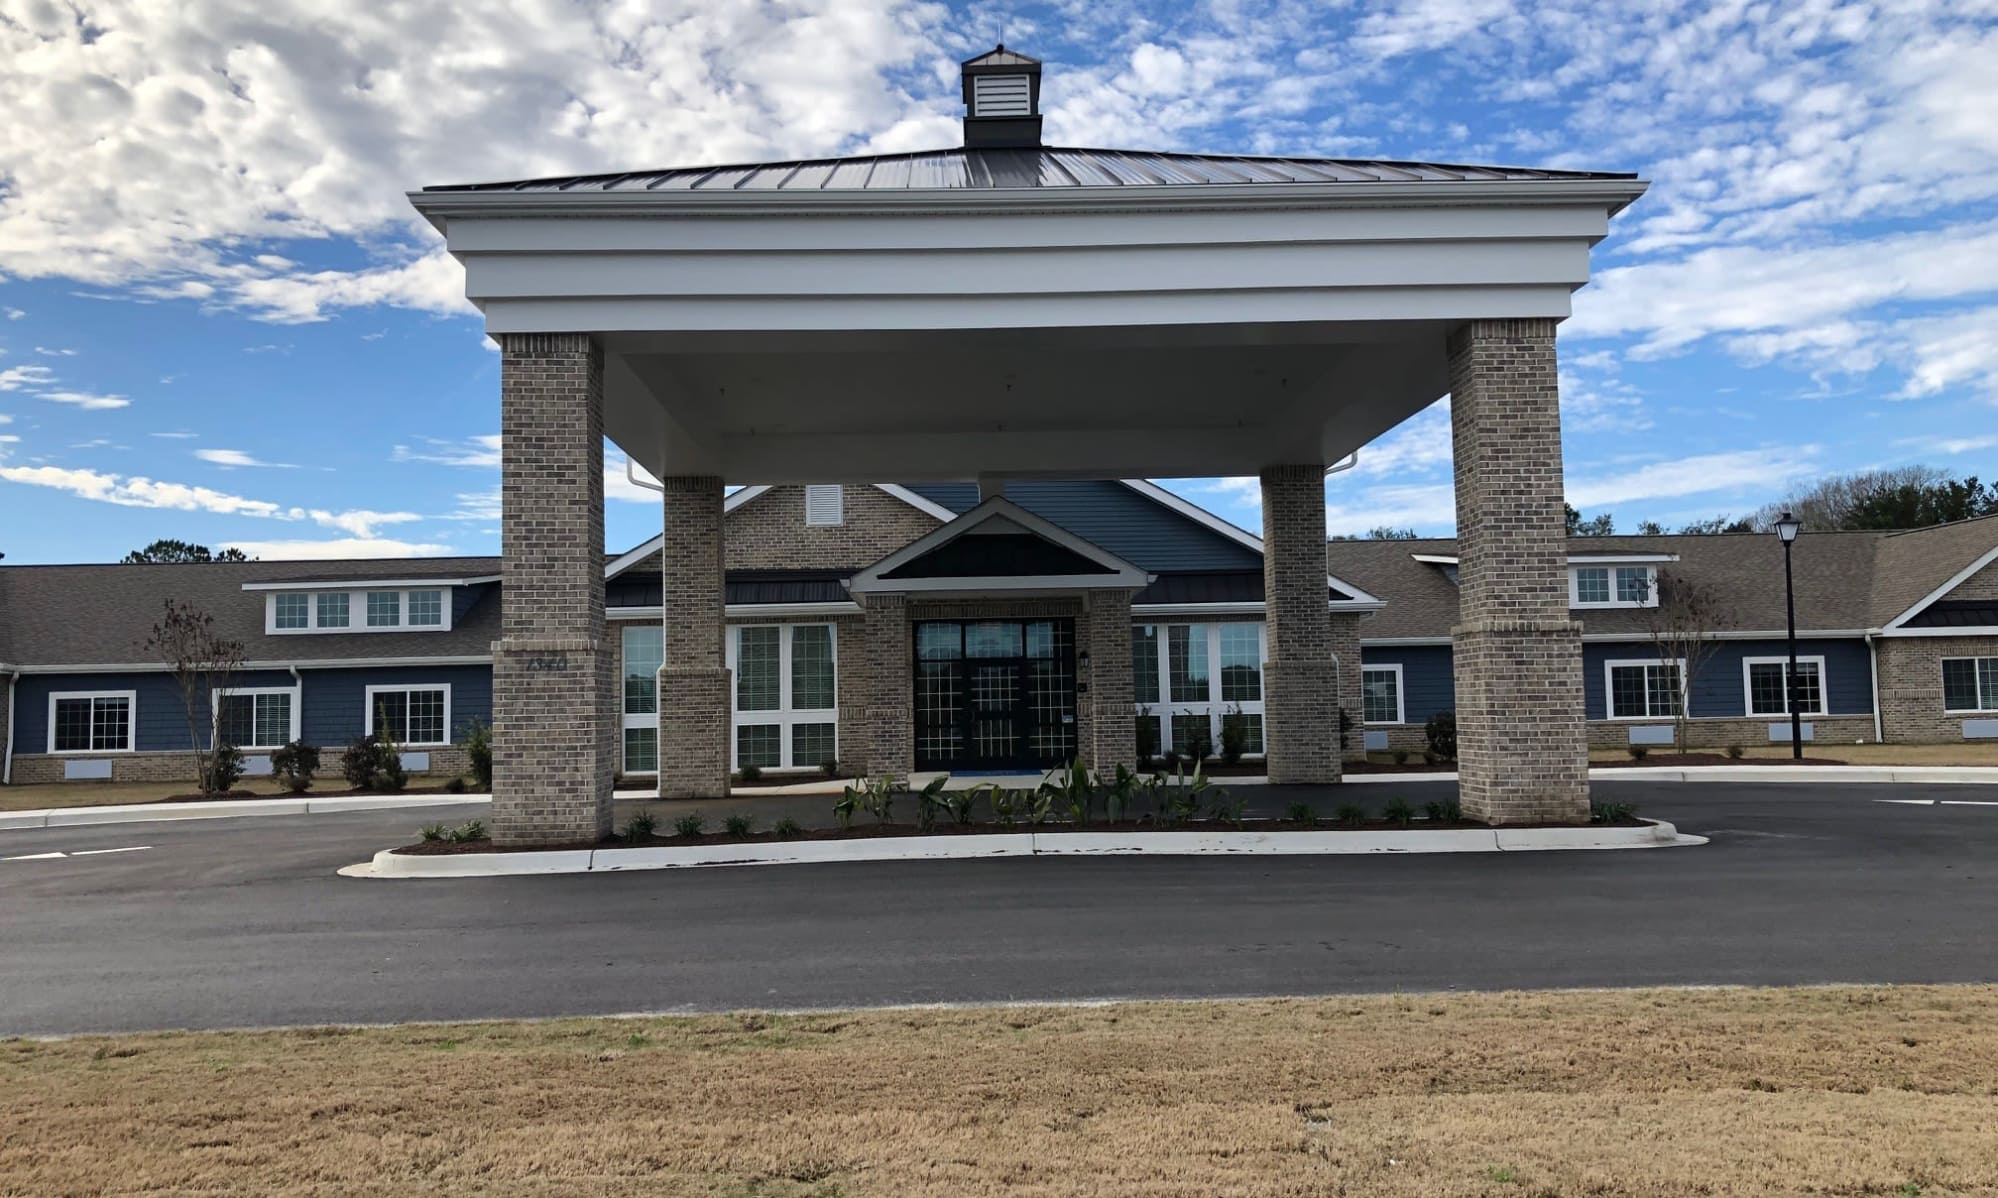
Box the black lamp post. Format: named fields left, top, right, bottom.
left=1774, top=511, right=1803, bottom=759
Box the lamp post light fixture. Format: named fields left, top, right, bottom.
left=1774, top=510, right=1803, bottom=760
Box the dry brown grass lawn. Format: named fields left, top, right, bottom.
left=6, top=986, right=1998, bottom=1197
left=0, top=780, right=298, bottom=812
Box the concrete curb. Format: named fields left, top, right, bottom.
left=1588, top=765, right=1998, bottom=784
left=338, top=818, right=1701, bottom=878
left=0, top=794, right=490, bottom=831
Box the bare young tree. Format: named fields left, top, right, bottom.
left=1639, top=572, right=1738, bottom=753
left=144, top=598, right=245, bottom=796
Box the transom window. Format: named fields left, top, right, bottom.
left=1744, top=657, right=1826, bottom=717
left=1606, top=659, right=1684, bottom=720
left=266, top=587, right=454, bottom=634
left=728, top=623, right=838, bottom=771
left=1362, top=665, right=1405, bottom=725
left=1943, top=657, right=1998, bottom=713
left=365, top=685, right=450, bottom=746
left=48, top=691, right=135, bottom=753
left=1571, top=565, right=1657, bottom=609
left=1135, top=622, right=1266, bottom=759
left=215, top=687, right=298, bottom=749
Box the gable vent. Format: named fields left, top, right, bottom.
left=973, top=74, right=1032, bottom=117
left=804, top=484, right=844, bottom=526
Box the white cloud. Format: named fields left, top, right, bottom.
left=0, top=364, right=56, bottom=390
left=0, top=413, right=12, bottom=424
left=196, top=447, right=293, bottom=468
left=3, top=308, right=23, bottom=320
left=442, top=488, right=502, bottom=522
left=1895, top=434, right=1998, bottom=457
left=38, top=390, right=130, bottom=410
left=0, top=464, right=287, bottom=517
left=34, top=346, right=78, bottom=356
left=394, top=434, right=501, bottom=468
left=149, top=430, right=198, bottom=439
left=308, top=508, right=422, bottom=538
left=219, top=537, right=452, bottom=560
left=1566, top=446, right=1821, bottom=510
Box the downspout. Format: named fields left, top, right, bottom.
left=288, top=665, right=304, bottom=744
left=1866, top=632, right=1883, bottom=744
left=3, top=668, right=18, bottom=785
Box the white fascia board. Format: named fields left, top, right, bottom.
left=1884, top=543, right=1998, bottom=630
left=1404, top=553, right=1677, bottom=567
left=603, top=537, right=663, bottom=581
left=242, top=576, right=496, bottom=592
left=408, top=176, right=1650, bottom=227
left=607, top=602, right=863, bottom=619
left=872, top=483, right=959, bottom=522
left=1134, top=600, right=1385, bottom=618
left=849, top=495, right=1152, bottom=593
left=1410, top=554, right=1458, bottom=566
left=1359, top=629, right=1875, bottom=648
left=1876, top=625, right=1998, bottom=639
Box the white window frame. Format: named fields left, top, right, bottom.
left=363, top=684, right=453, bottom=746
left=804, top=484, right=844, bottom=527
left=1362, top=663, right=1406, bottom=725
left=1570, top=565, right=1658, bottom=609
left=620, top=624, right=664, bottom=775
left=1604, top=657, right=1687, bottom=721
left=1741, top=655, right=1828, bottom=718
left=1133, top=621, right=1268, bottom=759
left=1942, top=656, right=1998, bottom=714
left=267, top=588, right=454, bottom=635
left=46, top=689, right=138, bottom=754
left=211, top=685, right=302, bottom=750
left=727, top=623, right=838, bottom=771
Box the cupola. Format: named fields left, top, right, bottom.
left=960, top=45, right=1042, bottom=149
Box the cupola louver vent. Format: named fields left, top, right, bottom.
left=961, top=45, right=1043, bottom=149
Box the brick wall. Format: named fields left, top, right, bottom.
left=10, top=745, right=471, bottom=786
left=658, top=476, right=731, bottom=800
left=860, top=594, right=912, bottom=782
left=1448, top=318, right=1590, bottom=824
left=1261, top=465, right=1341, bottom=784
left=727, top=485, right=942, bottom=571
left=1878, top=634, right=1998, bottom=741
left=1085, top=589, right=1137, bottom=772
left=1329, top=612, right=1366, bottom=762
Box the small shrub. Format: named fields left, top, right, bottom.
left=445, top=776, right=467, bottom=794
left=819, top=758, right=841, bottom=778
left=269, top=740, right=319, bottom=794
left=1591, top=800, right=1637, bottom=824
left=1391, top=748, right=1410, bottom=766
left=917, top=775, right=952, bottom=833
left=1027, top=789, right=1054, bottom=826
left=340, top=735, right=376, bottom=790
left=723, top=813, right=755, bottom=838
left=1335, top=801, right=1368, bottom=827
left=673, top=812, right=706, bottom=838
left=773, top=816, right=804, bottom=839
left=203, top=743, right=246, bottom=795
left=340, top=732, right=405, bottom=792
left=1627, top=745, right=1649, bottom=762
left=1210, top=791, right=1246, bottom=827
left=622, top=812, right=657, bottom=842
left=1382, top=796, right=1414, bottom=827
left=1424, top=711, right=1457, bottom=762
left=464, top=718, right=493, bottom=789
left=1283, top=800, right=1316, bottom=824
left=1424, top=799, right=1463, bottom=823
left=860, top=776, right=897, bottom=825
left=738, top=764, right=762, bottom=784
left=420, top=823, right=447, bottom=842
left=941, top=787, right=979, bottom=825
left=446, top=820, right=485, bottom=843
left=834, top=784, right=860, bottom=829
left=989, top=786, right=1023, bottom=828
left=1724, top=743, right=1745, bottom=760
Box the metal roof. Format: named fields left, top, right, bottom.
left=424, top=146, right=1639, bottom=195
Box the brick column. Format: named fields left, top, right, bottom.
left=1329, top=612, right=1366, bottom=763
left=658, top=476, right=731, bottom=799
left=1261, top=465, right=1341, bottom=784
left=1085, top=589, right=1137, bottom=773
left=1448, top=318, right=1589, bottom=824
left=862, top=594, right=912, bottom=783
left=492, top=333, right=613, bottom=846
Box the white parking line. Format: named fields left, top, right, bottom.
left=1875, top=799, right=1998, bottom=807
left=2, top=846, right=152, bottom=862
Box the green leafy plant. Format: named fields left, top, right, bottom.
left=819, top=758, right=841, bottom=778
left=420, top=823, right=447, bottom=842
left=1591, top=800, right=1637, bottom=824
left=1283, top=800, right=1316, bottom=825
left=860, top=775, right=898, bottom=825
left=446, top=819, right=485, bottom=843
left=916, top=775, right=951, bottom=833
left=203, top=742, right=246, bottom=795
left=1104, top=764, right=1140, bottom=825
left=938, top=785, right=979, bottom=825
left=1157, top=763, right=1206, bottom=827
left=464, top=718, right=493, bottom=789
left=1027, top=788, right=1054, bottom=826
left=1725, top=743, right=1745, bottom=759
left=1627, top=744, right=1649, bottom=761
left=738, top=764, right=763, bottom=784
left=1218, top=704, right=1249, bottom=766
left=1382, top=796, right=1414, bottom=827
left=1335, top=802, right=1368, bottom=828
left=1424, top=711, right=1457, bottom=762
left=622, top=812, right=657, bottom=842
left=1390, top=748, right=1410, bottom=766
left=270, top=740, right=319, bottom=794
left=673, top=812, right=706, bottom=838
left=1210, top=790, right=1245, bottom=827
left=340, top=731, right=405, bottom=792
left=834, top=783, right=860, bottom=830
left=773, top=816, right=804, bottom=839
left=1424, top=799, right=1463, bottom=823
left=988, top=785, right=1023, bottom=829
left=1044, top=760, right=1095, bottom=826
left=445, top=776, right=467, bottom=794
left=723, top=813, right=755, bottom=838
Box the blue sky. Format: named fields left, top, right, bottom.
left=1, top=0, right=1995, bottom=562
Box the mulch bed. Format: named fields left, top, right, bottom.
left=1603, top=753, right=1847, bottom=767
left=161, top=784, right=472, bottom=803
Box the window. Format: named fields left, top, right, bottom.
left=407, top=589, right=443, bottom=627
left=728, top=624, right=838, bottom=770
left=274, top=593, right=309, bottom=630
left=621, top=625, right=664, bottom=774
left=365, top=685, right=450, bottom=745
left=366, top=591, right=400, bottom=627
left=1571, top=564, right=1659, bottom=609
left=1744, top=657, right=1826, bottom=717
left=1606, top=660, right=1684, bottom=719
left=1363, top=665, right=1404, bottom=725
left=215, top=688, right=296, bottom=749
left=315, top=592, right=350, bottom=628
left=48, top=691, right=135, bottom=753
left=1134, top=622, right=1268, bottom=760
left=804, top=484, right=844, bottom=526
left=1943, top=657, right=1998, bottom=713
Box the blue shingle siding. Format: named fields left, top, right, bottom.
left=901, top=480, right=1263, bottom=573
left=14, top=669, right=296, bottom=753
left=299, top=665, right=493, bottom=747
left=1359, top=646, right=1456, bottom=725
left=1580, top=638, right=1874, bottom=720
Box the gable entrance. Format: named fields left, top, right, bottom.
left=914, top=619, right=1076, bottom=772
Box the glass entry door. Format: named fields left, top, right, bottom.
left=913, top=619, right=1076, bottom=771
